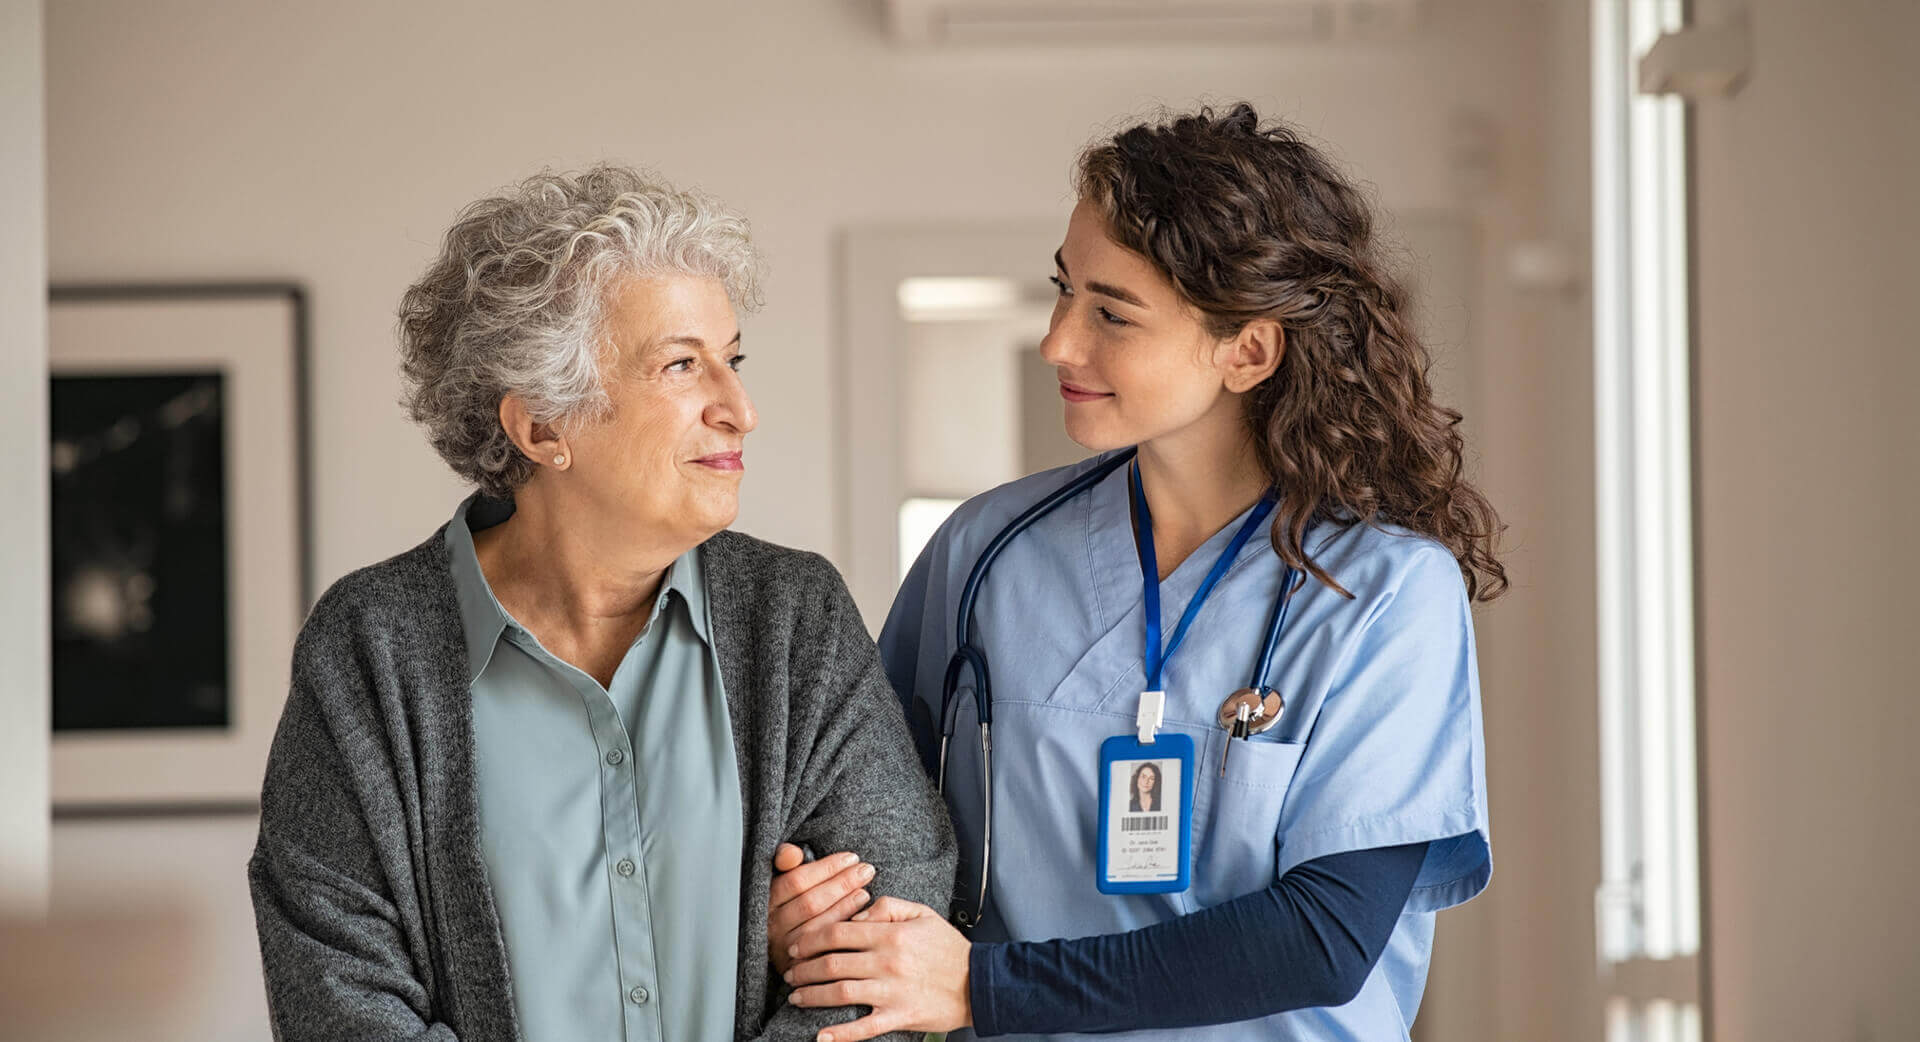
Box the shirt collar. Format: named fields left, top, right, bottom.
left=667, top=534, right=716, bottom=645
left=444, top=493, right=715, bottom=686
left=445, top=494, right=513, bottom=686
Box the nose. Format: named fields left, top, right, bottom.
left=1038, top=303, right=1081, bottom=369
left=707, top=363, right=758, bottom=435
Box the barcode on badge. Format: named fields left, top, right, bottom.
left=1120, top=815, right=1169, bottom=832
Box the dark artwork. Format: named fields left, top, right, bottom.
left=50, top=373, right=229, bottom=731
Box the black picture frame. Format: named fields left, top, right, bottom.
left=48, top=282, right=311, bottom=818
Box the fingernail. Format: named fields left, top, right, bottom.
left=787, top=944, right=798, bottom=958
left=854, top=890, right=869, bottom=904
left=838, top=852, right=859, bottom=868
left=783, top=969, right=794, bottom=984
left=789, top=991, right=803, bottom=1006
left=858, top=863, right=876, bottom=881
left=820, top=1034, right=834, bottom=1042
left=852, top=911, right=869, bottom=921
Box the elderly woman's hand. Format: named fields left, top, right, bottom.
left=768, top=844, right=876, bottom=976
left=782, top=896, right=973, bottom=1042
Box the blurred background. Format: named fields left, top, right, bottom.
left=1, top=0, right=1915, bottom=1040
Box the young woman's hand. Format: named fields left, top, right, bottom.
left=768, top=844, right=876, bottom=976
left=782, top=896, right=973, bottom=1042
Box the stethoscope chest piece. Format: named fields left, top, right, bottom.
left=937, top=447, right=1310, bottom=927
left=1217, top=686, right=1283, bottom=736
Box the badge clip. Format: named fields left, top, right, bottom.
left=1136, top=690, right=1165, bottom=744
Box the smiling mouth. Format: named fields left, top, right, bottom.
left=693, top=451, right=744, bottom=472
left=1059, top=381, right=1113, bottom=403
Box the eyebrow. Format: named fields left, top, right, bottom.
left=1055, top=249, right=1147, bottom=310
left=652, top=329, right=744, bottom=351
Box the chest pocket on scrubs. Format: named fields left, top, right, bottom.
left=1191, top=732, right=1306, bottom=908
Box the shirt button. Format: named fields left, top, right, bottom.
left=616, top=858, right=636, bottom=877
left=605, top=749, right=625, bottom=766
left=629, top=985, right=650, bottom=1005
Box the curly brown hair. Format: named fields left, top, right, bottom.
left=1077, top=103, right=1508, bottom=601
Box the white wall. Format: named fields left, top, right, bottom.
left=1689, top=2, right=1920, bottom=1039
left=904, top=317, right=1024, bottom=498
left=32, top=1, right=1600, bottom=1039
left=44, top=0, right=1554, bottom=583
left=0, top=0, right=51, bottom=921
left=1416, top=2, right=1605, bottom=1036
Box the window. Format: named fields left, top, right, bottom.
left=899, top=496, right=965, bottom=581
left=1591, top=0, right=1704, bottom=1036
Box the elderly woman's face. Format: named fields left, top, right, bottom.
left=567, top=274, right=756, bottom=543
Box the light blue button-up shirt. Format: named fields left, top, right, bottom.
left=447, top=494, right=743, bottom=1042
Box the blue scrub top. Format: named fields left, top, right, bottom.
left=879, top=452, right=1491, bottom=1042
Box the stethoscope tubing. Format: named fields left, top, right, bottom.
left=935, top=446, right=1299, bottom=927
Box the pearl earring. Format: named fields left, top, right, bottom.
left=553, top=454, right=567, bottom=466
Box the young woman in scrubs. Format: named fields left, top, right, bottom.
left=768, top=103, right=1506, bottom=1041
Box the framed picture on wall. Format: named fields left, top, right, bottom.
left=48, top=284, right=311, bottom=815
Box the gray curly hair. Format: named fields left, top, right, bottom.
left=398, top=164, right=763, bottom=498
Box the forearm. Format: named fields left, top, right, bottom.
left=970, top=842, right=1428, bottom=1036
left=784, top=652, right=957, bottom=918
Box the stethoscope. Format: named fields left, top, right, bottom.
left=936, top=447, right=1301, bottom=928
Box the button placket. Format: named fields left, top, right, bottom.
left=566, top=668, right=659, bottom=1040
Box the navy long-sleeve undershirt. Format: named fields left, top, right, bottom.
left=968, top=841, right=1429, bottom=1036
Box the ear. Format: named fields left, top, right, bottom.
left=498, top=396, right=571, bottom=470
left=1219, top=319, right=1285, bottom=393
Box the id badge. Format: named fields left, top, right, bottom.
left=1096, top=732, right=1194, bottom=895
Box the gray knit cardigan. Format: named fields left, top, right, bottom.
left=247, top=524, right=958, bottom=1042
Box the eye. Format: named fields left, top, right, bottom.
left=1048, top=274, right=1072, bottom=297
left=667, top=357, right=696, bottom=373
left=1096, top=306, right=1129, bottom=327
left=728, top=354, right=747, bottom=371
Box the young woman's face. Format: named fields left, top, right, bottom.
left=1138, top=766, right=1156, bottom=794
left=1039, top=200, right=1235, bottom=452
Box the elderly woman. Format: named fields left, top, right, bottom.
left=247, top=166, right=955, bottom=1042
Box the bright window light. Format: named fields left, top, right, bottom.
left=897, top=277, right=1024, bottom=322
left=899, top=496, right=964, bottom=581
left=1592, top=0, right=1702, bottom=1021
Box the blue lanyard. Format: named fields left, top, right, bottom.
left=1130, top=459, right=1278, bottom=693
